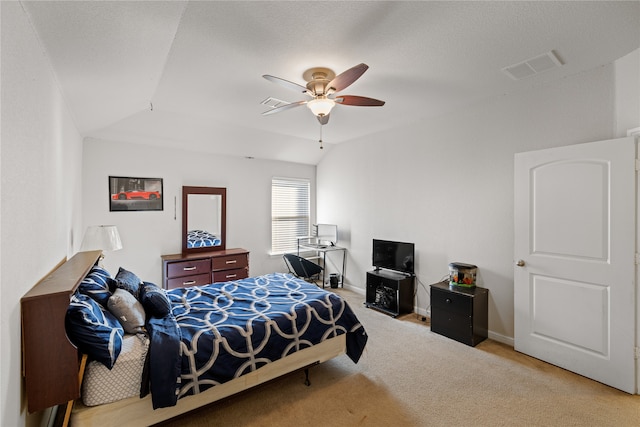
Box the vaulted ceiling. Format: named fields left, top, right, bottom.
left=21, top=1, right=640, bottom=164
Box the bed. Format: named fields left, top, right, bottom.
left=20, top=250, right=367, bottom=427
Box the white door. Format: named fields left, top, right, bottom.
left=514, top=136, right=637, bottom=393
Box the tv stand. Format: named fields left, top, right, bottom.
left=365, top=270, right=414, bottom=317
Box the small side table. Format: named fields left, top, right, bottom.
left=430, top=281, right=488, bottom=346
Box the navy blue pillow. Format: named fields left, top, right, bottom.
left=114, top=267, right=143, bottom=297
left=78, top=265, right=115, bottom=307
left=139, top=282, right=171, bottom=318
left=65, top=293, right=124, bottom=369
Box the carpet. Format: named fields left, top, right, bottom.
left=157, top=287, right=640, bottom=426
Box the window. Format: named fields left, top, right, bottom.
left=271, top=177, right=310, bottom=254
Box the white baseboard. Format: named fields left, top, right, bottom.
left=488, top=331, right=514, bottom=346
left=343, top=283, right=364, bottom=295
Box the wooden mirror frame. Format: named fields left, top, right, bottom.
left=182, top=186, right=226, bottom=254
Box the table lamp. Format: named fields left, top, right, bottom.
left=80, top=225, right=123, bottom=265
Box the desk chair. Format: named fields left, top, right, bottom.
left=283, top=254, right=323, bottom=283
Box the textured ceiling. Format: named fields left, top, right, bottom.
left=21, top=1, right=640, bottom=164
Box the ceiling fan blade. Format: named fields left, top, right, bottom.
left=335, top=95, right=385, bottom=107
left=317, top=114, right=330, bottom=125
left=263, top=75, right=309, bottom=94
left=326, top=63, right=369, bottom=93
left=261, top=100, right=307, bottom=116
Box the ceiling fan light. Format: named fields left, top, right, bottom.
left=307, top=98, right=335, bottom=116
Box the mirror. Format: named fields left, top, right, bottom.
left=182, top=186, right=226, bottom=254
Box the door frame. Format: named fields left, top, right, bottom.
left=631, top=129, right=640, bottom=394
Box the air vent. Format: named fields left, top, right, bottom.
left=260, top=97, right=290, bottom=108
left=502, top=50, right=563, bottom=80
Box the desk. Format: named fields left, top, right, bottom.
left=297, top=238, right=346, bottom=288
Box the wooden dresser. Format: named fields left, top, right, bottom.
left=161, top=248, right=249, bottom=290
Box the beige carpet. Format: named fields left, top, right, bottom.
left=158, top=288, right=640, bottom=426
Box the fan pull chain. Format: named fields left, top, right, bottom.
left=319, top=125, right=324, bottom=149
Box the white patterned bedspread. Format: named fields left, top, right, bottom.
left=165, top=273, right=367, bottom=401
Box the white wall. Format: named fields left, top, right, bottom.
left=82, top=139, right=316, bottom=285
left=1, top=3, right=84, bottom=426
left=614, top=49, right=640, bottom=136
left=317, top=56, right=639, bottom=343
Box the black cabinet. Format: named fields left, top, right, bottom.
left=430, top=281, right=488, bottom=346
left=366, top=270, right=414, bottom=317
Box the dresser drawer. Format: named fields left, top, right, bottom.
left=213, top=267, right=249, bottom=282
left=431, top=286, right=472, bottom=316
left=212, top=254, right=248, bottom=271
left=431, top=311, right=473, bottom=343
left=166, top=273, right=211, bottom=289
left=166, top=258, right=211, bottom=278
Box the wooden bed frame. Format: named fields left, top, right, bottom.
left=21, top=250, right=347, bottom=426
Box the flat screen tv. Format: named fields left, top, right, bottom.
left=372, top=239, right=414, bottom=275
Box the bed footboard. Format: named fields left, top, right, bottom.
left=71, top=334, right=346, bottom=427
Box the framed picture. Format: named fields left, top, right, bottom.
left=109, top=176, right=163, bottom=212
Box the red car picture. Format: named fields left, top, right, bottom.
left=112, top=190, right=161, bottom=200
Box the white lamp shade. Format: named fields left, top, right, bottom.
left=80, top=225, right=123, bottom=252
left=307, top=98, right=335, bottom=116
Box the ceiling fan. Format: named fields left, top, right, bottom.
left=261, top=63, right=385, bottom=125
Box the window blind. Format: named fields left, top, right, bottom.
left=272, top=178, right=310, bottom=254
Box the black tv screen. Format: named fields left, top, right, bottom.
left=372, top=239, right=414, bottom=275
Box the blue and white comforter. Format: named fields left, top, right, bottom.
left=146, top=273, right=367, bottom=408
left=186, top=229, right=221, bottom=248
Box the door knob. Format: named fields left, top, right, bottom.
left=516, top=259, right=525, bottom=267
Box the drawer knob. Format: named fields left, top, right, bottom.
left=225, top=260, right=237, bottom=264
left=183, top=266, right=197, bottom=271
left=445, top=298, right=452, bottom=304
left=182, top=280, right=196, bottom=285
left=226, top=274, right=237, bottom=279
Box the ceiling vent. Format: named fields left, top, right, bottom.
left=260, top=97, right=290, bottom=109
left=502, top=50, right=563, bottom=80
